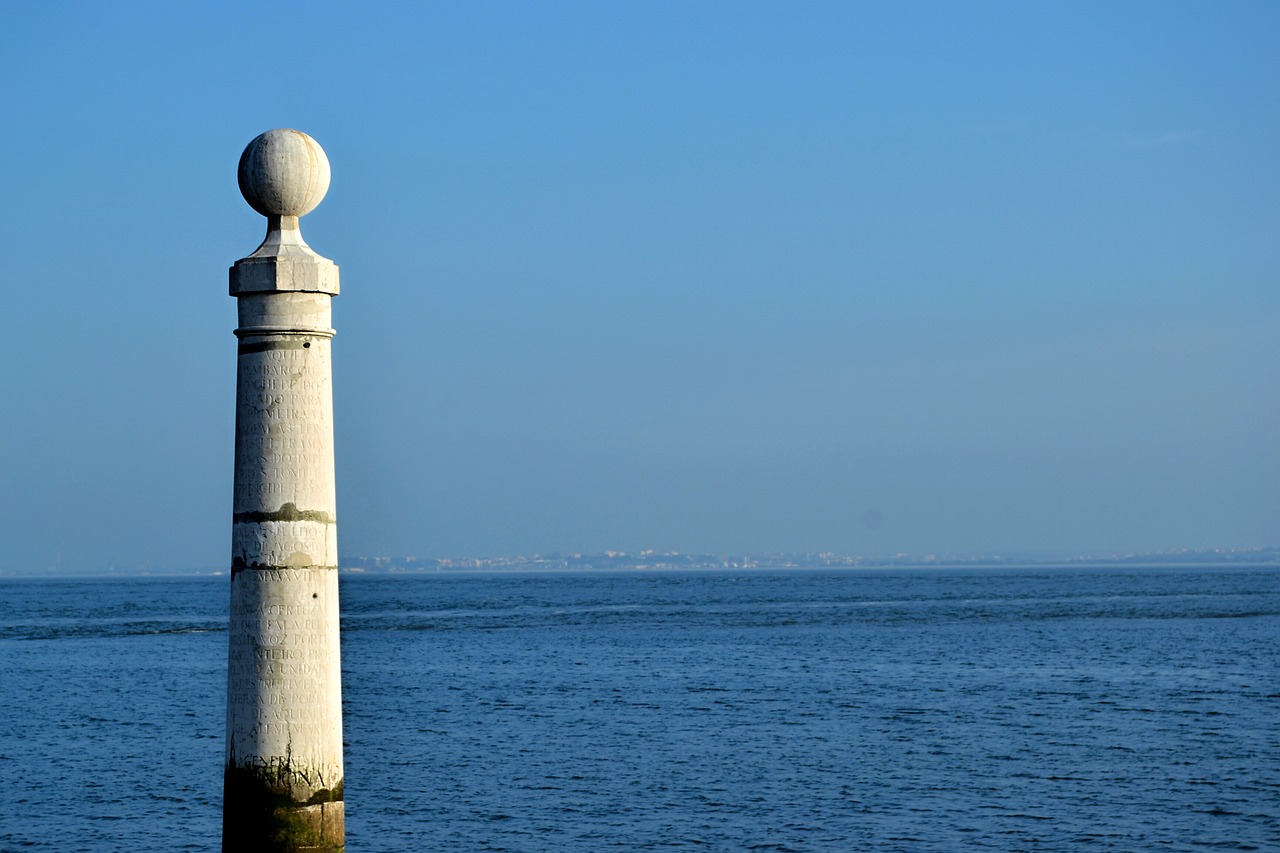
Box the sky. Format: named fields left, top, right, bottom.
left=0, top=1, right=1276, bottom=571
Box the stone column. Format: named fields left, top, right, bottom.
left=224, top=129, right=344, bottom=852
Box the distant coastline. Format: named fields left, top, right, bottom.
left=338, top=546, right=1280, bottom=575
left=4, top=547, right=1277, bottom=578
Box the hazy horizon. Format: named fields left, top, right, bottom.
left=6, top=544, right=1277, bottom=579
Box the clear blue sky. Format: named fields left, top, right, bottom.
left=1, top=1, right=1276, bottom=571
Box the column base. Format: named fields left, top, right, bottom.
left=223, top=767, right=344, bottom=852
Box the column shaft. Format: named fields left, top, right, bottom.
left=225, top=286, right=344, bottom=850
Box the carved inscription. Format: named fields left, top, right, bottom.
left=232, top=341, right=336, bottom=569
left=233, top=342, right=335, bottom=515
left=232, top=520, right=337, bottom=569
left=227, top=569, right=343, bottom=765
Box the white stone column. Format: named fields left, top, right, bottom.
left=224, top=129, right=344, bottom=852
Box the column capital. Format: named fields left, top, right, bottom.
left=231, top=130, right=339, bottom=296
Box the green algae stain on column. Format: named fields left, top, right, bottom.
left=224, top=129, right=345, bottom=852
left=223, top=765, right=344, bottom=851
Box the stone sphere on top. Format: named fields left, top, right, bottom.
left=237, top=129, right=331, bottom=218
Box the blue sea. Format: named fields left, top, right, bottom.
left=1, top=566, right=1277, bottom=851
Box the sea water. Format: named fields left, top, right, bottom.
left=0, top=566, right=1276, bottom=851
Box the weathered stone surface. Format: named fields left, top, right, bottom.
left=223, top=765, right=344, bottom=852
left=226, top=130, right=344, bottom=852
left=238, top=129, right=331, bottom=218
left=231, top=211, right=340, bottom=297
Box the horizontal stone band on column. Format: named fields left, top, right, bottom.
left=229, top=256, right=340, bottom=296
left=237, top=339, right=328, bottom=355
left=234, top=326, right=337, bottom=338
left=234, top=504, right=336, bottom=524
left=230, top=561, right=339, bottom=574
